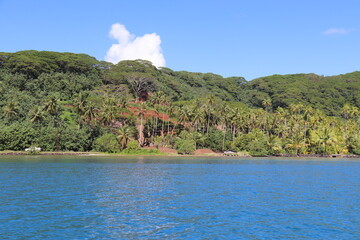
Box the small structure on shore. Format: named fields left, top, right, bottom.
left=25, top=147, right=41, bottom=152
left=223, top=150, right=238, bottom=156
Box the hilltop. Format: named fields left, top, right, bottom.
left=1, top=50, right=359, bottom=115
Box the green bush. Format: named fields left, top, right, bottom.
left=126, top=140, right=140, bottom=151
left=92, top=133, right=119, bottom=153
left=175, top=138, right=196, bottom=155
left=0, top=122, right=37, bottom=151
left=118, top=137, right=163, bottom=154
left=232, top=130, right=269, bottom=156
left=58, top=126, right=93, bottom=151
left=204, top=129, right=232, bottom=151
left=247, top=140, right=268, bottom=156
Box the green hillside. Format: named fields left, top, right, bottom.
left=0, top=50, right=244, bottom=102
left=240, top=73, right=360, bottom=115
left=1, top=50, right=359, bottom=115
left=0, top=50, right=359, bottom=155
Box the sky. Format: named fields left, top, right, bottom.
left=0, top=0, right=359, bottom=80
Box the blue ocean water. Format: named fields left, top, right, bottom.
left=0, top=156, right=359, bottom=239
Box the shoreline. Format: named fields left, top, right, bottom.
left=0, top=151, right=359, bottom=158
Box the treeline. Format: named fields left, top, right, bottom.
left=241, top=73, right=360, bottom=116
left=0, top=50, right=359, bottom=155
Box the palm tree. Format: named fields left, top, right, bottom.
left=83, top=102, right=97, bottom=124
left=202, top=96, right=217, bottom=135
left=314, top=127, right=337, bottom=155
left=44, top=96, right=60, bottom=116
left=100, top=105, right=117, bottom=127
left=116, top=126, right=134, bottom=149
left=151, top=107, right=159, bottom=137
left=3, top=101, right=19, bottom=120
left=30, top=106, right=45, bottom=123
left=262, top=98, right=272, bottom=112
left=166, top=103, right=176, bottom=134
left=118, top=96, right=129, bottom=109
left=100, top=98, right=119, bottom=128
left=289, top=103, right=304, bottom=115
left=43, top=96, right=62, bottom=152
left=267, top=135, right=282, bottom=155
left=191, top=107, right=203, bottom=132
left=73, top=93, right=88, bottom=129
left=202, top=103, right=213, bottom=135
left=303, top=106, right=313, bottom=142
left=218, top=104, right=231, bottom=151
left=341, top=104, right=352, bottom=120
left=177, top=105, right=191, bottom=128
left=285, top=135, right=306, bottom=156
left=135, top=103, right=147, bottom=146
left=150, top=91, right=169, bottom=136
left=350, top=106, right=360, bottom=120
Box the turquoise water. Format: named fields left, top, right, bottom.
left=0, top=156, right=359, bottom=239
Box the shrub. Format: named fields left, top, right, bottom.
left=126, top=140, right=140, bottom=151
left=204, top=129, right=232, bottom=151
left=92, top=133, right=119, bottom=153
left=175, top=138, right=196, bottom=155
left=0, top=122, right=37, bottom=151
left=121, top=148, right=162, bottom=155
left=232, top=130, right=269, bottom=156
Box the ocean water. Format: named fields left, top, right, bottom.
left=0, top=156, right=359, bottom=239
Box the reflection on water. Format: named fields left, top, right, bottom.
left=0, top=156, right=359, bottom=239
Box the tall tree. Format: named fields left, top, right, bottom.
left=43, top=96, right=62, bottom=151
left=135, top=103, right=147, bottom=146
left=116, top=126, right=135, bottom=149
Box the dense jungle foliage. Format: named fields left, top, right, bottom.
left=0, top=50, right=359, bottom=155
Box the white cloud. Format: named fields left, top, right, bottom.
left=105, top=23, right=165, bottom=67
left=322, top=28, right=352, bottom=35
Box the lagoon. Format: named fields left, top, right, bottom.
left=1, top=156, right=359, bottom=239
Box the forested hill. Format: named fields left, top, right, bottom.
left=0, top=50, right=359, bottom=154
left=0, top=50, right=245, bottom=102
left=1, top=50, right=359, bottom=115
left=240, top=73, right=360, bottom=115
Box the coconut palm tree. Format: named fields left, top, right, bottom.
left=262, top=98, right=272, bottom=112
left=116, top=126, right=135, bottom=149
left=166, top=103, right=176, bottom=134
left=313, top=127, right=337, bottom=155
left=100, top=105, right=117, bottom=127
left=285, top=135, right=306, bottom=156
left=3, top=101, right=19, bottom=120
left=44, top=96, right=60, bottom=116
left=341, top=103, right=352, bottom=120
left=30, top=106, right=45, bottom=123
left=43, top=96, right=62, bottom=152
left=177, top=105, right=191, bottom=128
left=118, top=96, right=129, bottom=109
left=83, top=102, right=97, bottom=123
left=190, top=107, right=203, bottom=132
left=135, top=103, right=147, bottom=146
left=73, top=93, right=88, bottom=129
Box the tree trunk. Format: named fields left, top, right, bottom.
left=137, top=116, right=145, bottom=147
left=222, top=126, right=226, bottom=151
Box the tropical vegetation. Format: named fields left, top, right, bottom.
left=0, top=50, right=359, bottom=155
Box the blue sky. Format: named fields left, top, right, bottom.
left=0, top=0, right=359, bottom=80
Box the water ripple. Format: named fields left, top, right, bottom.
left=0, top=157, right=359, bottom=239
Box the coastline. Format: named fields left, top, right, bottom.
left=0, top=151, right=359, bottom=158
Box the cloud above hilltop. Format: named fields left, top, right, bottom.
left=105, top=23, right=165, bottom=67
left=322, top=28, right=352, bottom=35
